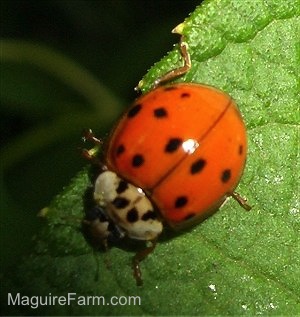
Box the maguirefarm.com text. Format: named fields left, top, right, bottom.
left=8, top=293, right=141, bottom=309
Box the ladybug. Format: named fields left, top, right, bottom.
left=82, top=35, right=251, bottom=286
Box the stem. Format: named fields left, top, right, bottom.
left=0, top=39, right=126, bottom=169
left=0, top=39, right=122, bottom=117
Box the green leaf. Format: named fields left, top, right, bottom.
left=2, top=0, right=299, bottom=315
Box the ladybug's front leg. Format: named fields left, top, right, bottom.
left=132, top=240, right=157, bottom=286
left=82, top=128, right=102, bottom=145
left=80, top=129, right=107, bottom=171
left=81, top=129, right=102, bottom=159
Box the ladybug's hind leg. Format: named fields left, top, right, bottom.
left=231, top=192, right=252, bottom=211
left=132, top=240, right=157, bottom=286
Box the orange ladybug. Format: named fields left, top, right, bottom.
left=82, top=35, right=251, bottom=286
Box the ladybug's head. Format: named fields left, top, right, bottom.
left=93, top=170, right=163, bottom=241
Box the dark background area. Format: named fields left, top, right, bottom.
left=0, top=0, right=200, bottom=279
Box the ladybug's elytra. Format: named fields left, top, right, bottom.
left=82, top=33, right=251, bottom=286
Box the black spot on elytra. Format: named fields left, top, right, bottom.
left=132, top=154, right=144, bottom=167
left=141, top=210, right=157, bottom=221
left=154, top=107, right=167, bottom=118
left=116, top=180, right=128, bottom=194
left=239, top=145, right=243, bottom=155
left=116, top=144, right=125, bottom=156
left=221, top=169, right=231, bottom=183
left=181, top=92, right=191, bottom=98
left=175, top=196, right=188, bottom=208
left=127, top=104, right=142, bottom=118
left=112, top=197, right=130, bottom=209
left=190, top=158, right=206, bottom=174
left=184, top=213, right=196, bottom=221
left=165, top=138, right=182, bottom=153
left=164, top=86, right=178, bottom=91
left=127, top=208, right=139, bottom=223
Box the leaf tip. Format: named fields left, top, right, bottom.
left=172, top=22, right=186, bottom=35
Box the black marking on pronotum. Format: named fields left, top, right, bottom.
left=181, top=92, right=191, bottom=98
left=127, top=208, right=139, bottom=223
left=132, top=154, right=144, bottom=167
left=127, top=104, right=142, bottom=118
left=165, top=138, right=182, bottom=153
left=116, top=144, right=125, bottom=156
left=112, top=197, right=130, bottom=209
left=141, top=210, right=157, bottom=221
left=154, top=107, right=168, bottom=118
left=175, top=196, right=188, bottom=208
left=221, top=169, right=231, bottom=183
left=190, top=158, right=206, bottom=175
left=116, top=180, right=128, bottom=194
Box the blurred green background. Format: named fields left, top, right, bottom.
left=0, top=0, right=200, bottom=278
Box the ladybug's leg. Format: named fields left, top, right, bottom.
left=81, top=147, right=99, bottom=161
left=153, top=35, right=191, bottom=88
left=82, top=128, right=102, bottom=145
left=80, top=129, right=107, bottom=170
left=132, top=240, right=157, bottom=286
left=231, top=192, right=252, bottom=211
